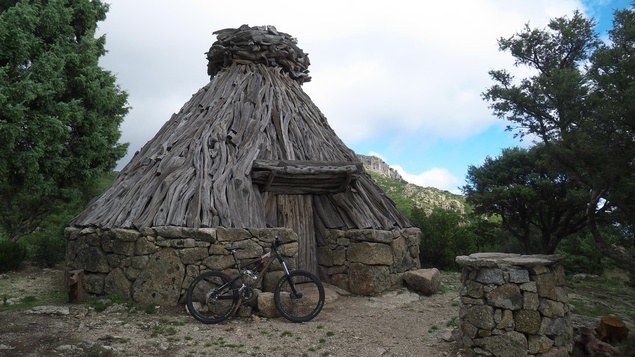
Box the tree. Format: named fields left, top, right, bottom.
left=462, top=145, right=588, bottom=254
left=411, top=207, right=478, bottom=270
left=483, top=7, right=635, bottom=279
left=0, top=0, right=128, bottom=242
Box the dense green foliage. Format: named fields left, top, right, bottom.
left=0, top=240, right=27, bottom=273
left=462, top=144, right=588, bottom=254
left=411, top=207, right=476, bottom=270
left=483, top=7, right=635, bottom=279
left=367, top=172, right=417, bottom=217
left=0, top=0, right=129, bottom=242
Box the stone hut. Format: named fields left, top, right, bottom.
left=65, top=25, right=421, bottom=305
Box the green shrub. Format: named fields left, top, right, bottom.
left=556, top=232, right=610, bottom=276
left=27, top=232, right=66, bottom=268
left=412, top=207, right=478, bottom=270
left=0, top=240, right=28, bottom=273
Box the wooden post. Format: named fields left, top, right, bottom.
left=66, top=269, right=85, bottom=304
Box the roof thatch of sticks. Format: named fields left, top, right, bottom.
left=71, top=25, right=410, bottom=232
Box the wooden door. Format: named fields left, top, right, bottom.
left=276, top=194, right=317, bottom=274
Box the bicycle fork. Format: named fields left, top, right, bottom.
left=279, top=258, right=303, bottom=299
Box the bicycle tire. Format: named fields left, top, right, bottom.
left=186, top=270, right=239, bottom=324
left=274, top=270, right=325, bottom=323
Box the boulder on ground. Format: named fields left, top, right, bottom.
left=403, top=268, right=441, bottom=295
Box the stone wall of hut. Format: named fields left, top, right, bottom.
left=64, top=226, right=421, bottom=305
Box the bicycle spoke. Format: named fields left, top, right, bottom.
left=274, top=270, right=325, bottom=323
left=186, top=271, right=238, bottom=324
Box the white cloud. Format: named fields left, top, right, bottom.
left=98, top=0, right=587, bottom=173
left=392, top=165, right=461, bottom=193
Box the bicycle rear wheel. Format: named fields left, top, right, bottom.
left=274, top=270, right=325, bottom=323
left=186, top=270, right=239, bottom=324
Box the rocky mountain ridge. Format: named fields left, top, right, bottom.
left=358, top=154, right=466, bottom=215
left=357, top=154, right=403, bottom=181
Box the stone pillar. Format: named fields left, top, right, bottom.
left=455, top=253, right=572, bottom=357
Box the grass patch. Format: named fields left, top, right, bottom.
left=280, top=331, right=293, bottom=337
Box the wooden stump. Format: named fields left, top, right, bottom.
left=574, top=326, right=622, bottom=357
left=66, top=269, right=85, bottom=304
left=597, top=315, right=630, bottom=343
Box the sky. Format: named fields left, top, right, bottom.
left=97, top=0, right=632, bottom=193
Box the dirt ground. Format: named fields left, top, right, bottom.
left=1, top=265, right=634, bottom=357
left=0, top=266, right=461, bottom=357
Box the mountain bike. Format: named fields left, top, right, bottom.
left=186, top=236, right=325, bottom=324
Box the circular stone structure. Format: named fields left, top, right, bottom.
left=455, top=253, right=572, bottom=357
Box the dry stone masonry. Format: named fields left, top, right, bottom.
left=316, top=228, right=421, bottom=295
left=65, top=226, right=420, bottom=305
left=455, top=253, right=572, bottom=357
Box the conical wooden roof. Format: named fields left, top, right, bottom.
left=71, top=25, right=410, bottom=232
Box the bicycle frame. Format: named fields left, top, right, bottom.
left=211, top=238, right=300, bottom=302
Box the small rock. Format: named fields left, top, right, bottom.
left=27, top=306, right=70, bottom=315
left=0, top=344, right=15, bottom=350
left=442, top=328, right=456, bottom=342
left=403, top=268, right=441, bottom=295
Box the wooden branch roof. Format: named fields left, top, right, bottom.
left=71, top=27, right=410, bottom=232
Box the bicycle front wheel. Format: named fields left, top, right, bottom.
left=186, top=270, right=239, bottom=324
left=274, top=270, right=325, bottom=323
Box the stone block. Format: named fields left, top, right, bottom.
left=135, top=237, right=159, bottom=255
left=523, top=291, right=539, bottom=310
left=76, top=246, right=110, bottom=273
left=391, top=236, right=414, bottom=273
left=477, top=333, right=527, bottom=357
left=203, top=255, right=235, bottom=271
left=179, top=247, right=209, bottom=265
left=347, top=242, right=393, bottom=265
left=153, top=226, right=191, bottom=239
left=109, top=228, right=141, bottom=242
left=216, top=227, right=251, bottom=242
left=514, top=309, right=541, bottom=334
left=508, top=268, right=530, bottom=283
left=257, top=292, right=279, bottom=318
left=466, top=280, right=484, bottom=298
left=403, top=268, right=441, bottom=295
left=232, top=239, right=264, bottom=259
left=539, top=299, right=565, bottom=317
left=534, top=273, right=558, bottom=300
left=263, top=270, right=285, bottom=292
left=317, top=246, right=346, bottom=267
left=194, top=228, right=217, bottom=242
left=278, top=242, right=298, bottom=257
left=132, top=249, right=184, bottom=305
left=519, top=281, right=537, bottom=292
left=330, top=273, right=349, bottom=291
left=496, top=309, right=514, bottom=329
left=348, top=263, right=391, bottom=295
left=84, top=273, right=105, bottom=295
left=112, top=240, right=136, bottom=256
left=466, top=304, right=494, bottom=330
left=476, top=268, right=505, bottom=285
left=460, top=320, right=479, bottom=339
left=104, top=268, right=132, bottom=299
left=486, top=283, right=522, bottom=310
left=528, top=335, right=553, bottom=354
left=346, top=229, right=393, bottom=243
